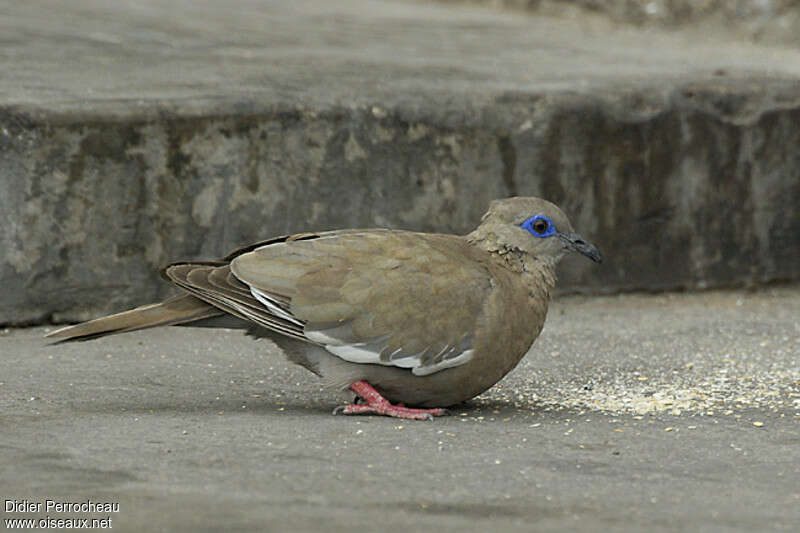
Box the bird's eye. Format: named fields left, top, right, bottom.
left=521, top=214, right=555, bottom=238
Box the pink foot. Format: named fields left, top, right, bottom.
left=333, top=381, right=447, bottom=421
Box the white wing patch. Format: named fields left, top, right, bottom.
left=324, top=344, right=387, bottom=364
left=306, top=329, right=474, bottom=376
left=250, top=287, right=304, bottom=326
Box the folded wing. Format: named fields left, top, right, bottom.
left=171, top=230, right=494, bottom=376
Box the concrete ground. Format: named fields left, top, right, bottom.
left=2, top=287, right=798, bottom=532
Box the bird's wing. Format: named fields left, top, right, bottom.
left=227, top=230, right=495, bottom=376
left=164, top=263, right=307, bottom=341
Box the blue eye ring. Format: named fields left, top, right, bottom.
left=521, top=215, right=556, bottom=238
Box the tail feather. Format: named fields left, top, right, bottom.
left=46, top=293, right=222, bottom=342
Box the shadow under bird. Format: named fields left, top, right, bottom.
left=48, top=197, right=602, bottom=420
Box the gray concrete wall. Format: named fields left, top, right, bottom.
left=1, top=0, right=799, bottom=325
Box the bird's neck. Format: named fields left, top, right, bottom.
left=466, top=233, right=558, bottom=300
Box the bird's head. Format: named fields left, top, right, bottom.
left=469, top=197, right=603, bottom=266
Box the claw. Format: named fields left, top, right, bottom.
left=332, top=381, right=448, bottom=421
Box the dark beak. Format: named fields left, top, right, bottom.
left=558, top=233, right=603, bottom=263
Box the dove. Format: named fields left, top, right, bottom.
left=48, top=197, right=602, bottom=420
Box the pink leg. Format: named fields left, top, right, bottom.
left=332, top=381, right=447, bottom=421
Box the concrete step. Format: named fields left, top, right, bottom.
left=1, top=0, right=799, bottom=325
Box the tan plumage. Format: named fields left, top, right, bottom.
left=47, top=197, right=601, bottom=417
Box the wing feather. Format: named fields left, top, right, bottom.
left=228, top=231, right=493, bottom=376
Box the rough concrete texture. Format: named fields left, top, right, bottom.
left=450, top=0, right=800, bottom=46
left=2, top=0, right=800, bottom=325
left=2, top=288, right=798, bottom=532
